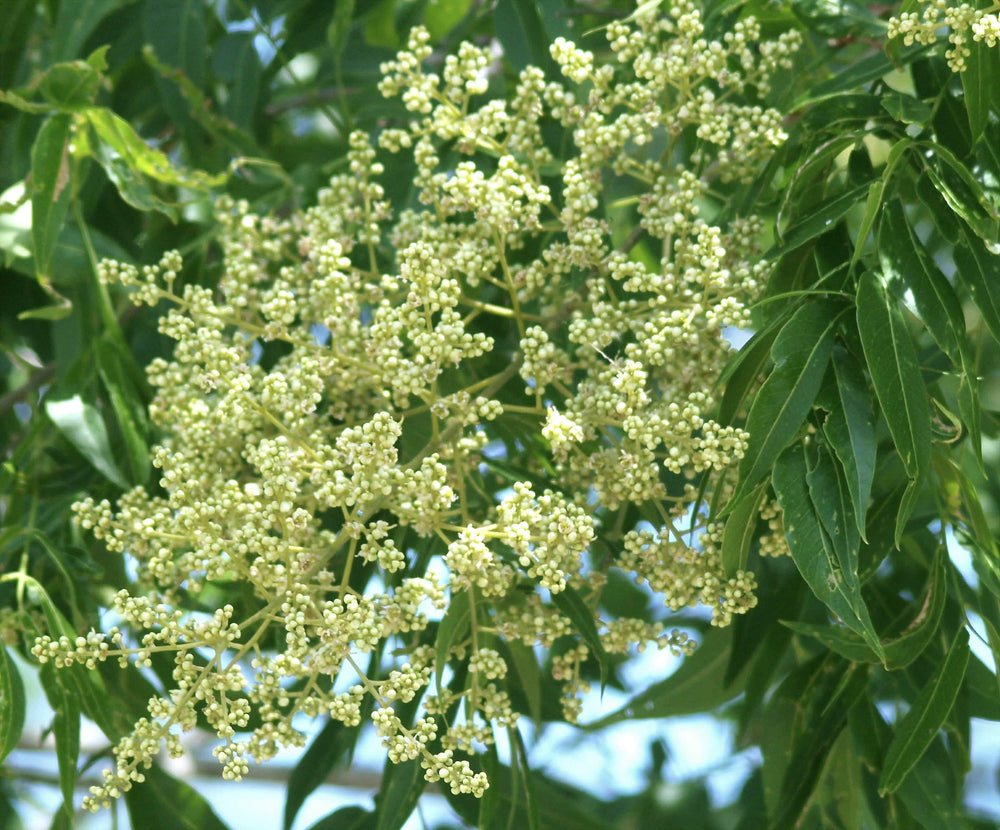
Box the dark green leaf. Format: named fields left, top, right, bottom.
left=880, top=92, right=933, bottom=125
left=94, top=338, right=151, bottom=485
left=52, top=0, right=136, bottom=62
left=125, top=763, right=233, bottom=830
left=771, top=183, right=872, bottom=257
left=851, top=140, right=911, bottom=268
left=818, top=346, right=876, bottom=539
left=211, top=32, right=262, bottom=128
left=551, top=586, right=608, bottom=690
left=806, top=442, right=860, bottom=589
left=505, top=639, right=542, bottom=725
left=0, top=647, right=26, bottom=763
left=856, top=271, right=931, bottom=479
left=142, top=0, right=207, bottom=129
left=494, top=0, right=558, bottom=76
left=326, top=0, right=355, bottom=57
left=921, top=139, right=1000, bottom=244
left=435, top=588, right=470, bottom=693
left=772, top=443, right=883, bottom=659
left=284, top=719, right=356, bottom=830
left=38, top=664, right=80, bottom=809
left=721, top=483, right=766, bottom=577
left=954, top=230, right=1000, bottom=344
left=737, top=301, right=841, bottom=498
left=879, top=627, right=971, bottom=794
left=584, top=627, right=744, bottom=728
left=30, top=114, right=73, bottom=280
left=799, top=44, right=927, bottom=104
left=374, top=758, right=425, bottom=830
left=961, top=35, right=1000, bottom=143
left=305, top=807, right=375, bottom=830
left=45, top=394, right=128, bottom=487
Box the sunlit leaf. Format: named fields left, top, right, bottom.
left=45, top=394, right=128, bottom=487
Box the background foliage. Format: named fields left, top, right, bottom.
left=4, top=0, right=1000, bottom=828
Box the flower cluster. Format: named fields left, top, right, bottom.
left=33, top=2, right=798, bottom=810
left=888, top=1, right=1000, bottom=72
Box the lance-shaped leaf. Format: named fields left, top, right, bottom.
left=737, top=302, right=841, bottom=499
left=955, top=229, right=1000, bottom=345
left=721, top=483, right=767, bottom=577
left=818, top=347, right=876, bottom=539
left=783, top=552, right=946, bottom=670
left=0, top=647, right=25, bottom=763
left=552, top=585, right=608, bottom=690
left=856, top=271, right=931, bottom=480
left=284, top=718, right=358, bottom=830
left=45, top=394, right=128, bottom=487
left=30, top=113, right=72, bottom=280
left=879, top=628, right=970, bottom=794
left=38, top=663, right=80, bottom=811
left=772, top=443, right=883, bottom=660
left=435, top=588, right=470, bottom=694
left=806, top=442, right=861, bottom=591
left=583, top=626, right=746, bottom=729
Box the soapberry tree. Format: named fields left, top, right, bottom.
left=3, top=1, right=1000, bottom=828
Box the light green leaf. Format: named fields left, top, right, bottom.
left=856, top=271, right=931, bottom=479
left=737, top=301, right=841, bottom=499
left=879, top=628, right=970, bottom=794
left=45, top=394, right=128, bottom=487
left=0, top=647, right=26, bottom=763
left=851, top=140, right=911, bottom=268
left=38, top=61, right=102, bottom=110
left=424, top=0, right=472, bottom=39
left=773, top=442, right=883, bottom=659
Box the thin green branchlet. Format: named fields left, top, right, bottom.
left=30, top=3, right=800, bottom=810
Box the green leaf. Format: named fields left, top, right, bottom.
left=38, top=664, right=80, bottom=809
left=284, top=718, right=356, bottom=830
left=505, top=639, right=542, bottom=725
left=52, top=0, right=136, bottom=62
left=45, top=394, right=128, bottom=487
left=305, top=807, right=374, bottom=830
left=494, top=0, right=558, bottom=76
left=0, top=647, right=26, bottom=763
left=818, top=346, right=876, bottom=539
left=83, top=108, right=225, bottom=218
left=435, top=588, right=470, bottom=693
left=880, top=92, right=934, bottom=125
left=584, top=627, right=744, bottom=728
left=772, top=442, right=883, bottom=659
left=784, top=552, right=946, bottom=669
left=211, top=32, right=262, bottom=128
left=125, top=763, right=233, bottom=830
left=374, top=758, right=425, bottom=830
left=805, top=442, right=861, bottom=590
left=851, top=140, right=911, bottom=268
left=424, top=0, right=473, bottom=39
left=954, top=230, right=1000, bottom=345
left=856, top=271, right=931, bottom=479
left=94, top=337, right=151, bottom=485
left=771, top=183, right=872, bottom=257
left=142, top=0, right=207, bottom=130
left=30, top=114, right=73, bottom=280
left=38, top=61, right=102, bottom=110
left=879, top=627, right=970, bottom=794
left=961, top=34, right=1000, bottom=143
left=551, top=586, right=608, bottom=689
left=921, top=139, right=1000, bottom=244
left=798, top=44, right=927, bottom=104
left=721, top=483, right=766, bottom=577
left=326, top=0, right=355, bottom=57
left=737, top=301, right=841, bottom=499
